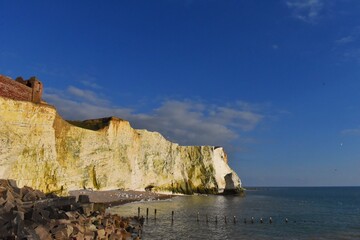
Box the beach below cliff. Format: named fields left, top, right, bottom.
left=0, top=179, right=146, bottom=239
left=69, top=189, right=174, bottom=207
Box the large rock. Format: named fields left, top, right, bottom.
left=0, top=95, right=242, bottom=195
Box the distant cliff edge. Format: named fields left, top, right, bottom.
left=0, top=75, right=242, bottom=195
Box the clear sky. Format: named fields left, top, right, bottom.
left=1, top=0, right=360, bottom=186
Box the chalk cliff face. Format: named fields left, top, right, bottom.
left=0, top=96, right=242, bottom=195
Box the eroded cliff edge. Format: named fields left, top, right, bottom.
left=0, top=96, right=242, bottom=195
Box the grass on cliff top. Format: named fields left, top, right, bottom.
left=67, top=117, right=124, bottom=131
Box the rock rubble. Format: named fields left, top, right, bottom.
left=0, top=179, right=143, bottom=239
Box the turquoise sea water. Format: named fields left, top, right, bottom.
left=110, top=187, right=360, bottom=239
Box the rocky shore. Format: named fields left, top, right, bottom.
left=0, top=179, right=164, bottom=239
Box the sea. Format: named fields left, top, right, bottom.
left=109, top=187, right=360, bottom=239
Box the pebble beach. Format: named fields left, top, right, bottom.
left=69, top=189, right=173, bottom=207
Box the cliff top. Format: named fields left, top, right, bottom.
left=67, top=116, right=126, bottom=131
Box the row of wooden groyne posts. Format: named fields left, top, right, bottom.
left=135, top=207, right=291, bottom=225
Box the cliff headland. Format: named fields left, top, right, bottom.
left=0, top=75, right=242, bottom=195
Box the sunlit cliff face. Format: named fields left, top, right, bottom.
left=0, top=96, right=242, bottom=195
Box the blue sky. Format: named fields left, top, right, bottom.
left=1, top=0, right=360, bottom=186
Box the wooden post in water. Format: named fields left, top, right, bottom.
left=225, top=216, right=227, bottom=224
left=215, top=215, right=218, bottom=224
left=154, top=209, right=157, bottom=220
left=138, top=207, right=140, bottom=218
left=172, top=211, right=174, bottom=223
left=146, top=208, right=149, bottom=220
left=206, top=214, right=208, bottom=223
left=197, top=212, right=199, bottom=222
left=233, top=216, right=236, bottom=224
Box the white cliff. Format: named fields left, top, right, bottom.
left=0, top=96, right=242, bottom=195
